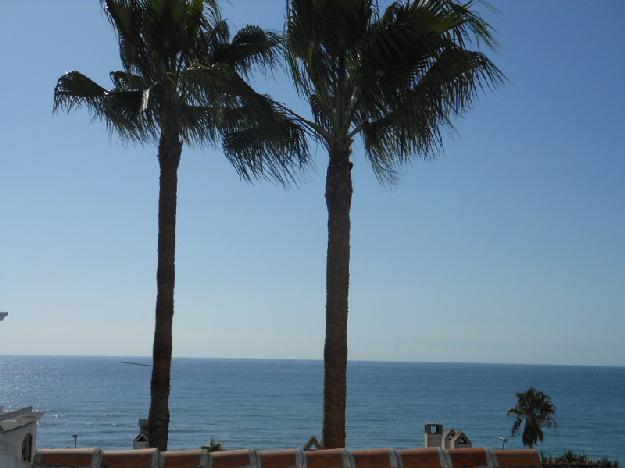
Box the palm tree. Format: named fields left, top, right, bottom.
left=508, top=387, right=557, bottom=449
left=282, top=0, right=503, bottom=448
left=53, top=0, right=308, bottom=451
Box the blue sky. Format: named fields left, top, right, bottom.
left=0, top=1, right=624, bottom=365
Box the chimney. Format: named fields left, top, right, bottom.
left=424, top=423, right=443, bottom=448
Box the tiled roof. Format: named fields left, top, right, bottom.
left=33, top=447, right=541, bottom=468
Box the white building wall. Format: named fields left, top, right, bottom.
left=0, top=422, right=37, bottom=468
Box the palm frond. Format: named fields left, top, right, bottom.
left=222, top=106, right=310, bottom=186
left=359, top=42, right=503, bottom=183
left=180, top=64, right=275, bottom=123
left=285, top=0, right=362, bottom=98
left=195, top=19, right=230, bottom=63
left=110, top=70, right=149, bottom=90
left=103, top=88, right=158, bottom=140
left=213, top=26, right=281, bottom=78
left=54, top=70, right=157, bottom=142
left=102, top=0, right=150, bottom=77
left=510, top=416, right=522, bottom=437
left=53, top=71, right=107, bottom=113
left=177, top=103, right=219, bottom=144
left=390, top=0, right=498, bottom=49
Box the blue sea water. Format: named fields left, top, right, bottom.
left=0, top=356, right=624, bottom=462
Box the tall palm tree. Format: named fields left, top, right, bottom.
left=281, top=0, right=503, bottom=448
left=508, top=387, right=557, bottom=449
left=53, top=0, right=308, bottom=451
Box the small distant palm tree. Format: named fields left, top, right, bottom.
left=53, top=0, right=307, bottom=451
left=202, top=436, right=223, bottom=452
left=508, top=387, right=557, bottom=449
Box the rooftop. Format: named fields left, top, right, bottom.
left=0, top=406, right=44, bottom=433
left=32, top=447, right=541, bottom=468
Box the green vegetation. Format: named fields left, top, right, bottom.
left=53, top=0, right=307, bottom=451
left=278, top=0, right=503, bottom=448
left=508, top=387, right=557, bottom=449
left=202, top=436, right=224, bottom=452
left=541, top=451, right=619, bottom=468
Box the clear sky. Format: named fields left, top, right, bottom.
left=1, top=1, right=624, bottom=365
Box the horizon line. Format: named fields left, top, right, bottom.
left=1, top=353, right=624, bottom=369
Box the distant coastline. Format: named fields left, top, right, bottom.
left=120, top=361, right=150, bottom=367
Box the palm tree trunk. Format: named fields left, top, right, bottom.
left=148, top=127, right=182, bottom=452
left=322, top=142, right=353, bottom=449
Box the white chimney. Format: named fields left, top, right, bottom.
left=424, top=423, right=443, bottom=448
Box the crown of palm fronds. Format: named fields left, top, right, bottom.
left=508, top=387, right=558, bottom=447
left=281, top=0, right=504, bottom=182
left=54, top=0, right=309, bottom=185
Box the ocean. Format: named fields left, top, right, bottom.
left=1, top=356, right=624, bottom=462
